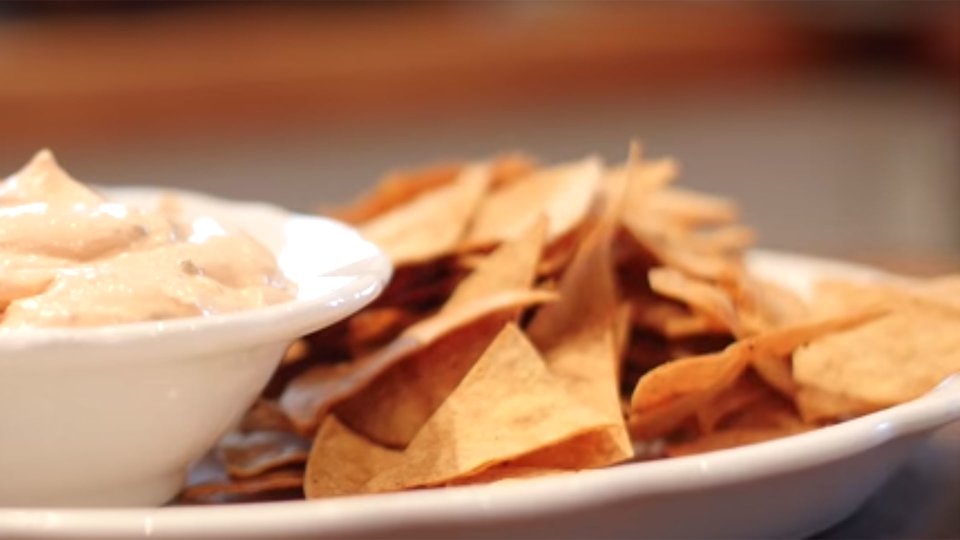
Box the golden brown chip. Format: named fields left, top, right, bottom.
left=280, top=288, right=556, bottom=435
left=794, top=305, right=960, bottom=406
left=192, top=143, right=960, bottom=506
left=618, top=156, right=679, bottom=215
left=721, top=393, right=805, bottom=431
left=443, top=218, right=547, bottom=311
left=683, top=225, right=756, bottom=255
left=646, top=186, right=739, bottom=228
left=629, top=310, right=883, bottom=439
left=794, top=385, right=881, bottom=424
left=335, top=220, right=547, bottom=446
left=449, top=465, right=571, bottom=486
left=733, top=276, right=811, bottom=334
left=280, top=339, right=310, bottom=366
left=695, top=371, right=772, bottom=433
left=305, top=416, right=403, bottom=499
left=238, top=398, right=296, bottom=434
left=665, top=426, right=809, bottom=458
left=360, top=163, right=491, bottom=265
left=218, top=431, right=309, bottom=479
left=629, top=349, right=747, bottom=439
left=648, top=267, right=742, bottom=336
left=306, top=324, right=614, bottom=497
left=809, top=279, right=903, bottom=318
left=751, top=353, right=798, bottom=398
left=335, top=316, right=509, bottom=447
left=362, top=324, right=614, bottom=493
left=180, top=470, right=305, bottom=504
left=326, top=162, right=462, bottom=225
left=526, top=157, right=634, bottom=465
left=346, top=307, right=416, bottom=352
left=463, top=157, right=601, bottom=248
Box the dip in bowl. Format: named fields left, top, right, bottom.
left=0, top=152, right=392, bottom=507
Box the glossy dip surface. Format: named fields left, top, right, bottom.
left=0, top=151, right=294, bottom=328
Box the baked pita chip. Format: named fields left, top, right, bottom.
left=279, top=288, right=556, bottom=435
left=794, top=305, right=960, bottom=406
left=464, top=157, right=601, bottom=247
left=360, top=163, right=490, bottom=265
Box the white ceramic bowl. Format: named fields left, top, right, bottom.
left=0, top=251, right=956, bottom=539
left=0, top=188, right=392, bottom=508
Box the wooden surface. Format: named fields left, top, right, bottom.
left=0, top=3, right=817, bottom=154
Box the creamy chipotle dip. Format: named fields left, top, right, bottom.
left=0, top=150, right=295, bottom=328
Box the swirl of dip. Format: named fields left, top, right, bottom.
left=0, top=150, right=296, bottom=328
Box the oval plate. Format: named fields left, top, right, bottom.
left=1, top=251, right=958, bottom=539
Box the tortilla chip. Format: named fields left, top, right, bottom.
left=734, top=276, right=810, bottom=333
left=326, top=162, right=462, bottom=225
left=450, top=465, right=571, bottom=486
left=695, top=371, right=772, bottom=433
left=463, top=157, right=601, bottom=247
left=218, top=431, right=309, bottom=479
left=648, top=267, right=742, bottom=336
left=360, top=163, right=490, bottom=265
left=623, top=223, right=743, bottom=283
left=721, top=393, right=805, bottom=431
left=363, top=324, right=614, bottom=493
left=280, top=288, right=556, bottom=435
left=628, top=348, right=747, bottom=439
left=665, top=426, right=808, bottom=458
left=443, top=218, right=547, bottom=311
left=794, top=306, right=960, bottom=406
left=489, top=153, right=540, bottom=190
left=525, top=158, right=634, bottom=464
left=180, top=470, right=305, bottom=504
left=335, top=220, right=547, bottom=446
left=238, top=398, right=296, bottom=433
left=629, top=310, right=883, bottom=439
left=335, top=315, right=511, bottom=448
left=684, top=225, right=756, bottom=255
left=307, top=324, right=614, bottom=496
left=346, top=307, right=416, bottom=353
left=305, top=416, right=404, bottom=498
left=646, top=186, right=738, bottom=228
left=810, top=279, right=903, bottom=318
left=751, top=353, right=798, bottom=398
left=619, top=156, right=679, bottom=214
left=794, top=385, right=881, bottom=424
left=280, top=339, right=310, bottom=366
left=535, top=217, right=595, bottom=278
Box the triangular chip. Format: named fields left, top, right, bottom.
left=525, top=154, right=634, bottom=465
left=180, top=470, right=304, bottom=504
left=363, top=324, right=614, bottom=492
left=665, top=426, right=808, bottom=458
left=794, top=385, right=881, bottom=424
left=360, top=163, right=490, bottom=265
left=695, top=371, right=773, bottom=433
left=751, top=352, right=798, bottom=398
left=218, top=430, right=309, bottom=479
left=463, top=157, right=601, bottom=247
left=326, top=162, right=462, bottom=225
left=335, top=219, right=548, bottom=446
left=629, top=310, right=883, bottom=438
left=279, top=288, right=556, bottom=435
left=304, top=416, right=403, bottom=498
left=794, top=305, right=960, bottom=406
left=648, top=267, right=742, bottom=336
left=307, top=324, right=614, bottom=496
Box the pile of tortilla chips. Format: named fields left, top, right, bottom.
left=179, top=144, right=960, bottom=503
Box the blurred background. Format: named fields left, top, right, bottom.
left=1, top=1, right=958, bottom=273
